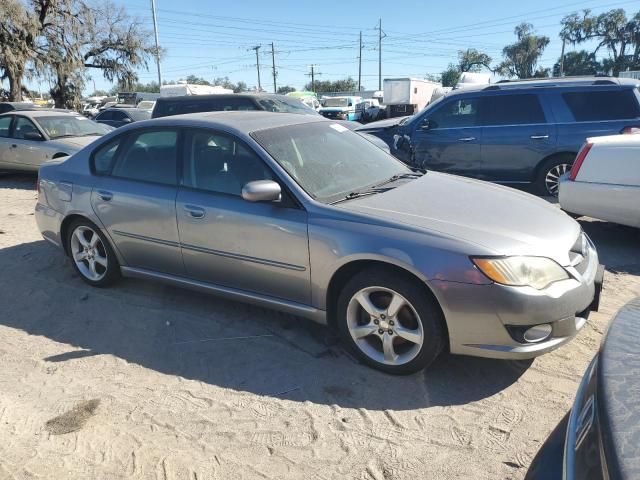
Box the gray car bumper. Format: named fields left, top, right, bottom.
left=431, top=245, right=601, bottom=360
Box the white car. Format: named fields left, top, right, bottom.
left=559, top=133, right=640, bottom=228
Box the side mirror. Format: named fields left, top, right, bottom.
left=23, top=131, right=44, bottom=141
left=420, top=119, right=432, bottom=130
left=121, top=117, right=132, bottom=123
left=241, top=180, right=281, bottom=202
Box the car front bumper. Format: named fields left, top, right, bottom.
left=431, top=242, right=602, bottom=360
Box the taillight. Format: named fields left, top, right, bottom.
left=569, top=143, right=593, bottom=181
left=621, top=126, right=640, bottom=134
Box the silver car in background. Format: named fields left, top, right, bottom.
left=35, top=112, right=603, bottom=374
left=0, top=110, right=110, bottom=172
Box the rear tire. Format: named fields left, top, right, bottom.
left=536, top=154, right=574, bottom=197
left=336, top=267, right=445, bottom=375
left=66, top=218, right=120, bottom=287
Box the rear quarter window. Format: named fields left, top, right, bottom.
left=562, top=90, right=640, bottom=121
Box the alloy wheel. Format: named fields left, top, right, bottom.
left=70, top=226, right=108, bottom=281
left=346, top=286, right=424, bottom=366
left=544, top=163, right=571, bottom=196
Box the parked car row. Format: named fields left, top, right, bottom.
left=356, top=76, right=640, bottom=196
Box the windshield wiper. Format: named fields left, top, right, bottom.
left=329, top=187, right=394, bottom=205
left=372, top=171, right=423, bottom=188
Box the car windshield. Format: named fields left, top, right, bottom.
left=35, top=115, right=108, bottom=138
left=252, top=121, right=411, bottom=203
left=124, top=109, right=152, bottom=121
left=256, top=97, right=317, bottom=115
left=324, top=98, right=349, bottom=107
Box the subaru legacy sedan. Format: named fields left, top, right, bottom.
left=35, top=112, right=603, bottom=374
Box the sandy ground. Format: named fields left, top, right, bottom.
left=0, top=173, right=639, bottom=480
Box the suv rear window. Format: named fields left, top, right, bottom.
left=562, top=90, right=640, bottom=121
left=152, top=97, right=257, bottom=118
left=481, top=94, right=546, bottom=125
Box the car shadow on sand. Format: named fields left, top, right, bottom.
left=0, top=238, right=552, bottom=412
left=0, top=173, right=38, bottom=191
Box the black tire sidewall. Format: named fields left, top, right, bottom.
left=66, top=219, right=119, bottom=287
left=536, top=155, right=574, bottom=196
left=336, top=268, right=445, bottom=375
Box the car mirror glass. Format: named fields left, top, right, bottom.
left=23, top=131, right=44, bottom=141
left=420, top=119, right=432, bottom=130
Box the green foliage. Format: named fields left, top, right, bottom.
left=439, top=65, right=461, bottom=87
left=560, top=8, right=640, bottom=75
left=458, top=49, right=492, bottom=73
left=305, top=77, right=357, bottom=93
left=183, top=75, right=210, bottom=85
left=497, top=23, right=550, bottom=79
left=277, top=85, right=296, bottom=94
left=553, top=50, right=602, bottom=76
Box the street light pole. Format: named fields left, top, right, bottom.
left=150, top=0, right=162, bottom=87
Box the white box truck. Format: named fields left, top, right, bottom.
left=383, top=78, right=441, bottom=118
left=160, top=82, right=234, bottom=97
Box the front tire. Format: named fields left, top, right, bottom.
left=337, top=268, right=445, bottom=375
left=66, top=219, right=120, bottom=287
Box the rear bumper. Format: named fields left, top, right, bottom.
left=35, top=202, right=64, bottom=248
left=432, top=246, right=602, bottom=360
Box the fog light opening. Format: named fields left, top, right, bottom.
left=523, top=324, right=553, bottom=343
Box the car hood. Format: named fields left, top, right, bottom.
left=49, top=135, right=102, bottom=150
left=337, top=172, right=580, bottom=264
left=355, top=116, right=408, bottom=131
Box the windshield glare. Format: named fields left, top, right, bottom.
left=257, top=98, right=316, bottom=114
left=36, top=115, right=108, bottom=139
left=252, top=122, right=410, bottom=203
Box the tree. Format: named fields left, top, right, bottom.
left=0, top=0, right=40, bottom=101
left=497, top=23, right=550, bottom=78
left=233, top=81, right=247, bottom=93
left=41, top=0, right=156, bottom=108
left=560, top=8, right=640, bottom=75
left=183, top=74, right=210, bottom=85
left=277, top=85, right=296, bottom=94
left=439, top=64, right=461, bottom=87
left=552, top=50, right=602, bottom=76
left=304, top=77, right=357, bottom=93
left=458, top=48, right=492, bottom=73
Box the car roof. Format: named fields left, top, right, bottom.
left=445, top=76, right=640, bottom=96
left=141, top=110, right=327, bottom=133
left=0, top=109, right=79, bottom=118
left=155, top=93, right=295, bottom=103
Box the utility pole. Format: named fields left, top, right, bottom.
left=559, top=38, right=566, bottom=77
left=358, top=31, right=362, bottom=92
left=271, top=42, right=277, bottom=93
left=251, top=45, right=262, bottom=91
left=150, top=0, right=162, bottom=86
left=306, top=65, right=320, bottom=93
left=376, top=18, right=386, bottom=90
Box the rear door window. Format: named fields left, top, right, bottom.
left=0, top=116, right=12, bottom=137
left=562, top=90, right=640, bottom=121
left=156, top=97, right=258, bottom=117
left=481, top=94, right=546, bottom=125
left=111, top=130, right=179, bottom=185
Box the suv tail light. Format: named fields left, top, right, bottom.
left=621, top=126, right=640, bottom=134
left=569, top=143, right=593, bottom=181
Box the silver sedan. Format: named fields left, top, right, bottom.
left=35, top=112, right=603, bottom=374
left=0, top=110, right=110, bottom=172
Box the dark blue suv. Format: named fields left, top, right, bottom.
left=357, top=77, right=640, bottom=195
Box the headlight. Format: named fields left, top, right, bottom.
left=471, top=256, right=569, bottom=290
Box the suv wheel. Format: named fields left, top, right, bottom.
left=66, top=219, right=120, bottom=287
left=537, top=155, right=574, bottom=197
left=337, top=268, right=445, bottom=375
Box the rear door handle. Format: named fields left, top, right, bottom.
left=183, top=205, right=205, bottom=219
left=530, top=135, right=549, bottom=140
left=458, top=137, right=476, bottom=142
left=96, top=190, right=113, bottom=201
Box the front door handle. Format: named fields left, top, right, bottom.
left=183, top=205, right=205, bottom=219
left=530, top=135, right=549, bottom=140
left=97, top=190, right=113, bottom=201
left=458, top=137, right=476, bottom=142
left=11, top=144, right=17, bottom=148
